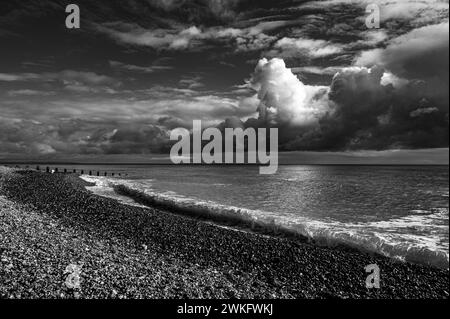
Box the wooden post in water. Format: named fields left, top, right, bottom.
left=46, top=167, right=50, bottom=173
left=104, top=172, right=107, bottom=176
left=36, top=165, right=40, bottom=171
left=97, top=171, right=100, bottom=176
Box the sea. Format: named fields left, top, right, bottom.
left=44, top=164, right=449, bottom=268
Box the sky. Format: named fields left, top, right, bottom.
left=0, top=0, right=449, bottom=163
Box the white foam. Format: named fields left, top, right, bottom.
left=81, top=176, right=449, bottom=269
left=80, top=175, right=149, bottom=209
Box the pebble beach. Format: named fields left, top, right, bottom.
left=0, top=167, right=448, bottom=299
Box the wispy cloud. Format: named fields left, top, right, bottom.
left=6, top=89, right=56, bottom=96
left=0, top=70, right=121, bottom=95
left=0, top=70, right=117, bottom=85
left=274, top=37, right=344, bottom=58
left=94, top=20, right=295, bottom=52
left=109, top=60, right=173, bottom=73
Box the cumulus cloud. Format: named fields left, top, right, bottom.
left=248, top=58, right=330, bottom=128
left=219, top=58, right=448, bottom=151
left=380, top=72, right=409, bottom=88
left=294, top=68, right=448, bottom=150
left=355, top=21, right=449, bottom=119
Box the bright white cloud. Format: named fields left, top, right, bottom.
left=380, top=72, right=409, bottom=88
left=250, top=58, right=331, bottom=127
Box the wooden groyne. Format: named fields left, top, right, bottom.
left=1, top=164, right=127, bottom=177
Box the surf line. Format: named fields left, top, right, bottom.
left=170, top=120, right=278, bottom=174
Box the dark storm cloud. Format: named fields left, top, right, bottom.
left=281, top=66, right=449, bottom=150
left=0, top=115, right=173, bottom=155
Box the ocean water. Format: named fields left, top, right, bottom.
left=75, top=165, right=448, bottom=268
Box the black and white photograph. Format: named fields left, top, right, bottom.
left=0, top=0, right=448, bottom=310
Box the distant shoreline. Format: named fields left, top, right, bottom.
left=0, top=162, right=448, bottom=166
left=0, top=167, right=448, bottom=299
left=1, top=148, right=448, bottom=166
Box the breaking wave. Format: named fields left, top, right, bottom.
left=81, top=176, right=449, bottom=269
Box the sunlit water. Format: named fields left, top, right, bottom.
left=58, top=164, right=448, bottom=268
